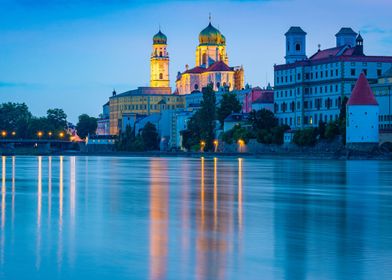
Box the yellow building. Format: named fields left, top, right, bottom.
left=176, top=20, right=244, bottom=94
left=150, top=30, right=170, bottom=87
left=109, top=30, right=185, bottom=135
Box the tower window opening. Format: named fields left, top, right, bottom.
left=159, top=51, right=163, bottom=57
left=295, top=43, right=301, bottom=51
left=159, top=73, right=163, bottom=80
left=202, top=53, right=207, bottom=65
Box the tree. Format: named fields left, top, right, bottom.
left=46, top=108, right=67, bottom=131
left=76, top=114, right=97, bottom=139
left=142, top=122, right=159, bottom=151
left=182, top=84, right=216, bottom=151
left=0, top=102, right=32, bottom=138
left=293, top=128, right=317, bottom=146
left=250, top=109, right=278, bottom=131
left=217, top=93, right=242, bottom=127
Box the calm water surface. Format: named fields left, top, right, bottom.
left=0, top=156, right=392, bottom=279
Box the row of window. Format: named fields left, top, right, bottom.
left=380, top=115, right=392, bottom=122
left=119, top=104, right=179, bottom=111
left=275, top=97, right=342, bottom=113
left=279, top=114, right=339, bottom=126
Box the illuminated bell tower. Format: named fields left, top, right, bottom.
left=150, top=30, right=170, bottom=88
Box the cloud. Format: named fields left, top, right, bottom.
left=0, top=81, right=42, bottom=88
left=360, top=25, right=389, bottom=34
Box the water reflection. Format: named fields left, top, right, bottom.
left=149, top=159, right=168, bottom=280
left=36, top=156, right=42, bottom=269
left=0, top=157, right=392, bottom=279
left=1, top=156, right=5, bottom=265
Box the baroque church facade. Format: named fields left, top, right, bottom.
left=175, top=21, right=244, bottom=94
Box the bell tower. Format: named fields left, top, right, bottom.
left=150, top=30, right=170, bottom=88
left=285, top=26, right=307, bottom=64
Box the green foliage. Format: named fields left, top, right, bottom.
left=46, top=109, right=67, bottom=131
left=0, top=103, right=68, bottom=139
left=250, top=109, right=278, bottom=131
left=324, top=121, right=340, bottom=140
left=0, top=102, right=32, bottom=138
left=116, top=122, right=159, bottom=151
left=293, top=128, right=317, bottom=146
left=216, top=93, right=242, bottom=127
left=222, top=124, right=252, bottom=144
left=182, top=85, right=216, bottom=151
left=141, top=122, right=159, bottom=151
left=76, top=114, right=97, bottom=139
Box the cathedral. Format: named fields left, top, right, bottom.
left=175, top=20, right=244, bottom=94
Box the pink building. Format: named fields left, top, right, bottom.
left=242, top=84, right=274, bottom=112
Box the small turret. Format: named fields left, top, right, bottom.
left=353, top=33, right=364, bottom=56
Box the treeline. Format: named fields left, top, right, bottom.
left=0, top=102, right=98, bottom=140
left=116, top=122, right=160, bottom=151
left=0, top=102, right=68, bottom=139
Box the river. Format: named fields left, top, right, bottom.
left=0, top=156, right=392, bottom=279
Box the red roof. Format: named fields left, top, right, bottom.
left=184, top=66, right=206, bottom=74
left=206, top=61, right=233, bottom=72
left=347, top=73, right=378, bottom=106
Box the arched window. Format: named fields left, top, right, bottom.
left=295, top=43, right=301, bottom=51
left=216, top=82, right=221, bottom=88
left=202, top=53, right=207, bottom=65
left=159, top=51, right=163, bottom=57
left=159, top=73, right=163, bottom=80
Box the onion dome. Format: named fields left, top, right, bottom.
left=153, top=30, right=167, bottom=45
left=199, top=23, right=225, bottom=45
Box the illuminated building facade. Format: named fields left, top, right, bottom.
left=176, top=20, right=244, bottom=95
left=108, top=30, right=185, bottom=135
left=274, top=27, right=392, bottom=129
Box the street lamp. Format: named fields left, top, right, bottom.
left=200, top=140, right=206, bottom=152
left=37, top=131, right=43, bottom=139
left=238, top=139, right=245, bottom=153
left=213, top=139, right=219, bottom=152
left=59, top=132, right=65, bottom=139
left=48, top=131, right=52, bottom=138
left=11, top=131, right=16, bottom=137
left=1, top=131, right=7, bottom=138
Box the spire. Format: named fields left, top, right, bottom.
left=347, top=73, right=378, bottom=106
left=209, top=12, right=211, bottom=24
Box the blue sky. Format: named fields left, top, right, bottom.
left=1, top=0, right=392, bottom=123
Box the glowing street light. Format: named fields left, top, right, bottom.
left=37, top=131, right=43, bottom=139
left=11, top=131, right=16, bottom=136
left=238, top=139, right=245, bottom=153
left=59, top=132, right=65, bottom=139
left=213, top=139, right=219, bottom=152
left=48, top=131, right=53, bottom=137
left=1, top=131, right=7, bottom=138
left=200, top=140, right=206, bottom=152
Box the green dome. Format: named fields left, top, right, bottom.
left=199, top=23, right=225, bottom=45
left=153, top=30, right=167, bottom=45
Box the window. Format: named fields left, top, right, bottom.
left=159, top=51, right=163, bottom=57
left=159, top=73, right=163, bottom=79
left=363, top=69, right=368, bottom=76
left=351, top=69, right=356, bottom=76
left=377, top=69, right=382, bottom=76
left=202, top=53, right=207, bottom=65
left=297, top=73, right=301, bottom=80
left=296, top=43, right=301, bottom=51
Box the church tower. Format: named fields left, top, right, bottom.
left=285, top=26, right=307, bottom=64
left=150, top=30, right=170, bottom=88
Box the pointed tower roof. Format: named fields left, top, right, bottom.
left=347, top=73, right=378, bottom=106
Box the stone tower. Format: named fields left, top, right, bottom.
left=150, top=30, right=170, bottom=88
left=335, top=27, right=357, bottom=47
left=346, top=73, right=379, bottom=149
left=285, top=26, right=307, bottom=64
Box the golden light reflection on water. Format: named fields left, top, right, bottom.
left=58, top=156, right=64, bottom=268
left=11, top=157, right=15, bottom=226
left=69, top=156, right=76, bottom=267
left=1, top=156, right=6, bottom=265
left=149, top=159, right=168, bottom=280
left=238, top=158, right=243, bottom=231
left=214, top=157, right=218, bottom=229
left=36, top=156, right=42, bottom=269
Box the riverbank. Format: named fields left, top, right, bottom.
left=2, top=148, right=391, bottom=160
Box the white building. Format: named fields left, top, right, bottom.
left=274, top=27, right=392, bottom=129
left=346, top=73, right=379, bottom=145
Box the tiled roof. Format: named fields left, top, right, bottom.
left=184, top=66, right=206, bottom=74
left=347, top=73, right=378, bottom=106
left=206, top=61, right=233, bottom=72
left=253, top=92, right=274, bottom=104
